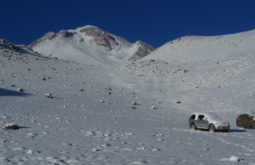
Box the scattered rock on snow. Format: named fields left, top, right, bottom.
left=221, top=155, right=243, bottom=162
left=132, top=102, right=140, bottom=106
left=184, top=69, right=189, bottom=73
left=150, top=105, right=158, bottom=110
left=4, top=124, right=20, bottom=130
left=41, top=76, right=47, bottom=81
left=16, top=88, right=24, bottom=92
left=105, top=87, right=112, bottom=91
left=44, top=93, right=54, bottom=98
left=99, top=99, right=105, bottom=103
left=132, top=106, right=137, bottom=109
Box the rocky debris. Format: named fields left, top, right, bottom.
left=222, top=155, right=243, bottom=162
left=132, top=102, right=140, bottom=106
left=41, top=76, right=47, bottom=81
left=105, top=87, right=112, bottom=91
left=132, top=106, right=137, bottom=109
left=236, top=114, right=255, bottom=129
left=44, top=93, right=54, bottom=99
left=98, top=99, right=105, bottom=103
left=16, top=88, right=24, bottom=92
left=176, top=101, right=181, bottom=104
left=41, top=76, right=51, bottom=81
left=4, top=124, right=20, bottom=130
left=184, top=69, right=189, bottom=73
left=105, top=87, right=113, bottom=95
left=150, top=105, right=158, bottom=110
left=131, top=101, right=140, bottom=109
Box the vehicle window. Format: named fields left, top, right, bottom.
left=190, top=115, right=195, bottom=120
left=198, top=115, right=204, bottom=120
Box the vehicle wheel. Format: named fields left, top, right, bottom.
left=190, top=123, right=197, bottom=130
left=208, top=124, right=215, bottom=132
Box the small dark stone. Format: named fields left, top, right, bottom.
left=176, top=101, right=181, bottom=104
left=4, top=125, right=20, bottom=130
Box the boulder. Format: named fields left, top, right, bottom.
left=236, top=114, right=255, bottom=129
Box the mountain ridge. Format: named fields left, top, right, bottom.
left=28, top=25, right=155, bottom=65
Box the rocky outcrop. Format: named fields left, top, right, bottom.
left=128, top=41, right=155, bottom=62
left=29, top=30, right=73, bottom=48
left=0, top=39, right=21, bottom=51
left=236, top=114, right=255, bottom=129
left=79, top=26, right=119, bottom=50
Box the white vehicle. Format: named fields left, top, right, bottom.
left=189, top=113, right=230, bottom=132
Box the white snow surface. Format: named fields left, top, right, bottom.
left=143, top=29, right=255, bottom=63
left=1, top=29, right=255, bottom=165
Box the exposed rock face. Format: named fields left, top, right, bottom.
left=129, top=41, right=155, bottom=62
left=0, top=39, right=21, bottom=51
left=79, top=26, right=120, bottom=50
left=0, top=39, right=43, bottom=59
left=29, top=30, right=73, bottom=48
left=236, top=114, right=255, bottom=129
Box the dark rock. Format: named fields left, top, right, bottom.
left=4, top=124, right=20, bottom=130
left=236, top=114, right=255, bottom=129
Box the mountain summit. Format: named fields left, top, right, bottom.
left=29, top=25, right=155, bottom=65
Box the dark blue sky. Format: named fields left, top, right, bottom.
left=0, top=0, right=255, bottom=47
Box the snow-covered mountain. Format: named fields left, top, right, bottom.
left=2, top=28, right=255, bottom=164
left=29, top=25, right=155, bottom=65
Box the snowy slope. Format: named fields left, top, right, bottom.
left=143, top=29, right=255, bottom=63
left=29, top=25, right=155, bottom=65
left=2, top=28, right=255, bottom=165
left=122, top=30, right=255, bottom=114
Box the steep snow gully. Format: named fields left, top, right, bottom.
left=1, top=27, right=255, bottom=164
